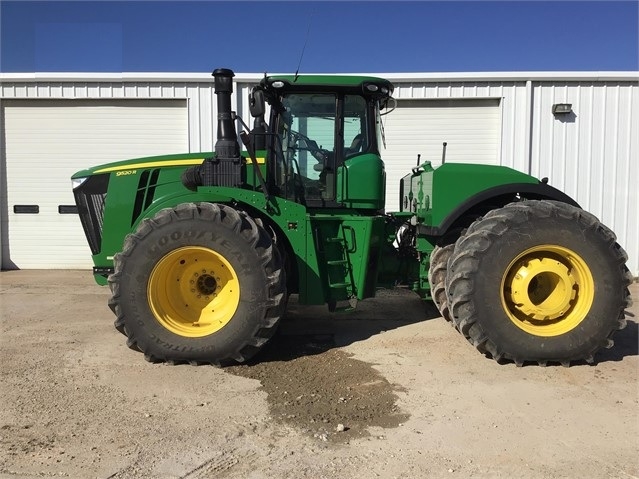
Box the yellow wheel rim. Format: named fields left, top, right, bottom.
left=501, top=245, right=594, bottom=337
left=147, top=246, right=240, bottom=337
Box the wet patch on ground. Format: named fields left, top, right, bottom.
left=226, top=333, right=409, bottom=443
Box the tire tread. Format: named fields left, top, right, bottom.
left=107, top=202, right=286, bottom=365
left=446, top=200, right=631, bottom=366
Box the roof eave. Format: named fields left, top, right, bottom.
left=1, top=71, right=637, bottom=83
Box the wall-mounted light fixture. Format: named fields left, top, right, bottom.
left=552, top=103, right=573, bottom=115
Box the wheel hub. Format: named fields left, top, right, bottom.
left=195, top=272, right=218, bottom=297
left=508, top=258, right=577, bottom=321
left=147, top=247, right=240, bottom=338
left=501, top=245, right=595, bottom=337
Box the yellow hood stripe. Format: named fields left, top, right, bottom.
left=95, top=159, right=204, bottom=173
left=94, top=157, right=265, bottom=174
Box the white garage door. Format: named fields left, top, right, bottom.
left=1, top=99, right=188, bottom=269
left=381, top=98, right=501, bottom=211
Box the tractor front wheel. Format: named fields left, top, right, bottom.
left=108, top=202, right=286, bottom=365
left=445, top=200, right=631, bottom=366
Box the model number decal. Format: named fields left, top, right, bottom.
left=116, top=170, right=137, bottom=176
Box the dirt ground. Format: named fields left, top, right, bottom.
left=1, top=270, right=638, bottom=479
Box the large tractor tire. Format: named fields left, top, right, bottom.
left=108, top=202, right=286, bottom=365
left=428, top=244, right=455, bottom=322
left=445, top=200, right=631, bottom=366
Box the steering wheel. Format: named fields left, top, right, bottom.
left=289, top=130, right=331, bottom=165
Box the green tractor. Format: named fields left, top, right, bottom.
left=72, top=68, right=631, bottom=366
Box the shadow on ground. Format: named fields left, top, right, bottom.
left=248, top=290, right=639, bottom=367
left=249, top=288, right=441, bottom=364
left=594, top=319, right=639, bottom=364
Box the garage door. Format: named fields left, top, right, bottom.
left=1, top=99, right=188, bottom=269
left=381, top=98, right=501, bottom=211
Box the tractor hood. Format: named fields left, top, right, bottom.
left=71, top=152, right=211, bottom=179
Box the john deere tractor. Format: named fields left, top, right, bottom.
left=72, top=68, right=631, bottom=366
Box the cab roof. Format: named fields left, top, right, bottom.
left=260, top=74, right=394, bottom=96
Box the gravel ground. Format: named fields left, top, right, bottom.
left=1, top=270, right=638, bottom=479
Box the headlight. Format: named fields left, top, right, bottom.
left=72, top=177, right=88, bottom=190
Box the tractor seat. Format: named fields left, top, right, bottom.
left=345, top=134, right=364, bottom=157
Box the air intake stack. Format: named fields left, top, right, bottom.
left=182, top=68, right=245, bottom=190
left=212, top=68, right=240, bottom=163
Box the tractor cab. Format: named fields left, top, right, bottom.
left=256, top=74, right=394, bottom=210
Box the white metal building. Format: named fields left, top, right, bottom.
left=1, top=71, right=638, bottom=276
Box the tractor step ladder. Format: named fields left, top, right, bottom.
left=324, top=226, right=357, bottom=313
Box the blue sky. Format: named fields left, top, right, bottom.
left=1, top=1, right=637, bottom=73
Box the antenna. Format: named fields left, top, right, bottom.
left=294, top=12, right=314, bottom=81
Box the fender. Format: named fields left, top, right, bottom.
left=418, top=182, right=581, bottom=237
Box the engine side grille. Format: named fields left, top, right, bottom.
left=73, top=174, right=109, bottom=255
left=131, top=169, right=161, bottom=226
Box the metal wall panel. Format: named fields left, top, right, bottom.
left=2, top=99, right=188, bottom=268
left=1, top=74, right=637, bottom=274
left=0, top=80, right=217, bottom=154
left=530, top=81, right=638, bottom=276
left=382, top=98, right=502, bottom=211
left=392, top=81, right=531, bottom=173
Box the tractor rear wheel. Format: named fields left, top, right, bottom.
left=108, top=202, right=286, bottom=365
left=428, top=244, right=454, bottom=322
left=445, top=200, right=631, bottom=366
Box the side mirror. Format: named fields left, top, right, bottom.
left=249, top=89, right=265, bottom=118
